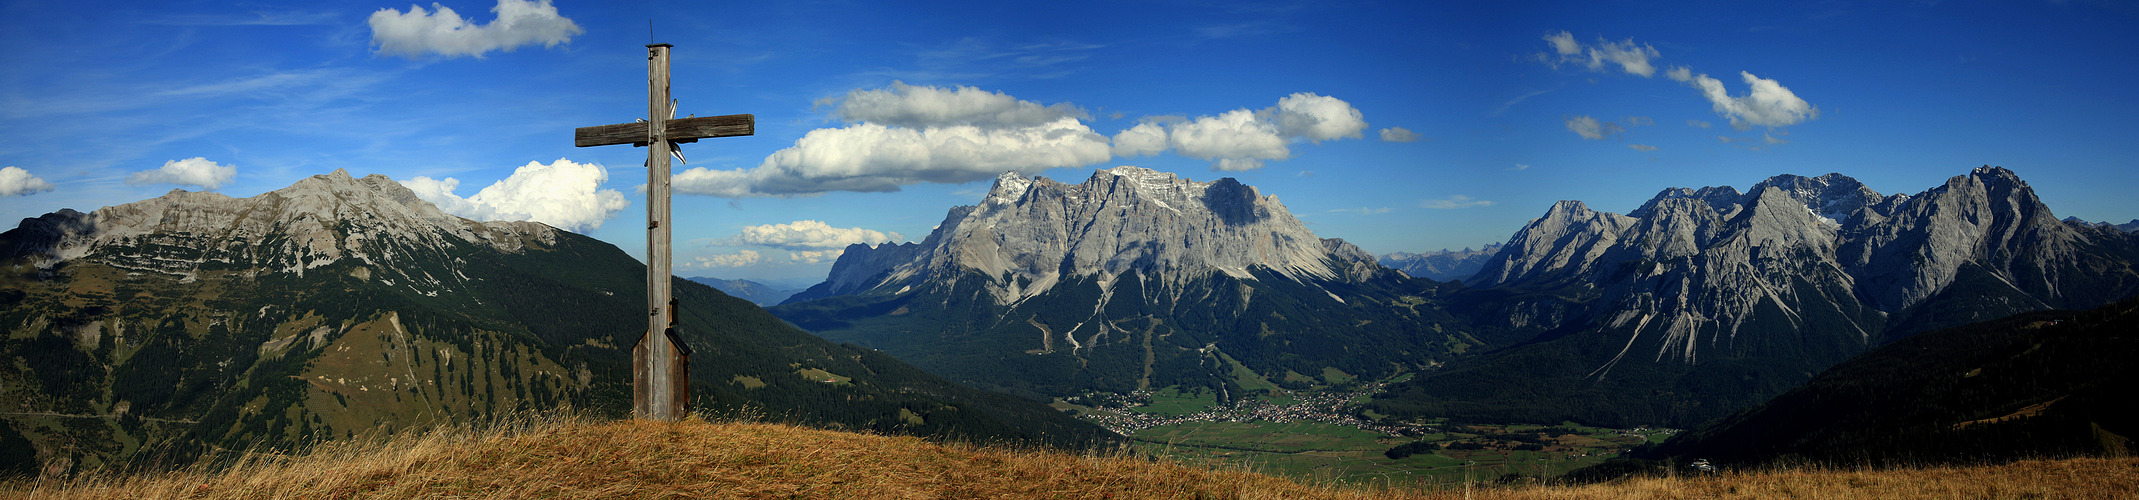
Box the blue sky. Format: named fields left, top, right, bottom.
left=3, top=1, right=2135, bottom=285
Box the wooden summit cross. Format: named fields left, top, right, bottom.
left=574, top=43, right=753, bottom=421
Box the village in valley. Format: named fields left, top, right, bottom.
left=1050, top=376, right=1680, bottom=485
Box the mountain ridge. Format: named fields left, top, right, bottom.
left=773, top=166, right=1458, bottom=401
left=1373, top=166, right=2139, bottom=427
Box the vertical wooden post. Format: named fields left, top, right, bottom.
left=577, top=44, right=747, bottom=422
left=634, top=43, right=686, bottom=421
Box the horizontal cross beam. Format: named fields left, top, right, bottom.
left=574, top=113, right=755, bottom=148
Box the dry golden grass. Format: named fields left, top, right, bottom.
left=6, top=414, right=2133, bottom=499
left=0, top=414, right=1411, bottom=500
left=1466, top=457, right=2139, bottom=500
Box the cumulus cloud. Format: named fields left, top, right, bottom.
left=788, top=249, right=844, bottom=264
left=369, top=0, right=582, bottom=58
left=834, top=81, right=1086, bottom=129
left=676, top=118, right=1111, bottom=197
left=729, top=220, right=902, bottom=250
left=128, top=157, right=236, bottom=189
left=1167, top=109, right=1289, bottom=171
left=1271, top=92, right=1367, bottom=142
left=692, top=250, right=761, bottom=268
left=400, top=158, right=627, bottom=233
left=0, top=167, right=55, bottom=196
left=1629, top=144, right=1659, bottom=152
left=1110, top=121, right=1170, bottom=157
left=1537, top=31, right=1660, bottom=77
left=675, top=84, right=1112, bottom=198
left=1564, top=116, right=1624, bottom=140
left=1421, top=195, right=1494, bottom=209
left=1677, top=70, right=1818, bottom=130
left=1379, top=127, right=1422, bottom=143
left=1114, top=92, right=1367, bottom=171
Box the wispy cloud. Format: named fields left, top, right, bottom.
left=138, top=10, right=341, bottom=26
left=1421, top=195, right=1494, bottom=209
left=1312, top=206, right=1392, bottom=216
left=1535, top=31, right=1661, bottom=77
left=1565, top=115, right=1624, bottom=140
left=1493, top=89, right=1554, bottom=116
left=1629, top=144, right=1659, bottom=152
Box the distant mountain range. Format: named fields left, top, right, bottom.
left=2065, top=216, right=2139, bottom=234
left=685, top=277, right=805, bottom=306
left=1369, top=166, right=2139, bottom=427
left=773, top=167, right=1464, bottom=402
left=1378, top=244, right=1501, bottom=282
left=0, top=171, right=1114, bottom=476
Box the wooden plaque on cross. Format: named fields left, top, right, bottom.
left=573, top=43, right=753, bottom=421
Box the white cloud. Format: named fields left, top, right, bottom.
left=1666, top=66, right=1694, bottom=82
left=1629, top=144, right=1659, bottom=152
left=1270, top=92, right=1367, bottom=142
left=1625, top=116, right=1654, bottom=126
left=1545, top=31, right=1581, bottom=57
left=692, top=250, right=762, bottom=268
left=1537, top=31, right=1660, bottom=77
left=1510, top=163, right=1531, bottom=171
left=400, top=158, right=627, bottom=233
left=788, top=249, right=844, bottom=264
left=1110, top=122, right=1170, bottom=157
left=676, top=118, right=1112, bottom=197
left=1587, top=38, right=1660, bottom=77
left=128, top=157, right=236, bottom=189
left=1322, top=207, right=1391, bottom=215
left=1564, top=115, right=1624, bottom=140
left=368, top=0, right=582, bottom=59
left=1681, top=71, right=1819, bottom=130
left=729, top=220, right=902, bottom=250
left=1379, top=127, right=1422, bottom=143
left=833, top=81, right=1086, bottom=129
left=1687, top=119, right=1712, bottom=129
left=1421, top=195, right=1494, bottom=209
left=676, top=84, right=1112, bottom=198
left=1168, top=109, right=1290, bottom=170
left=1119, top=93, right=1367, bottom=171
left=0, top=167, right=55, bottom=196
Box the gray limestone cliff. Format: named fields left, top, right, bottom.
left=790, top=166, right=1390, bottom=305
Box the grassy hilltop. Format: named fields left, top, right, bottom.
left=6, top=415, right=2133, bottom=499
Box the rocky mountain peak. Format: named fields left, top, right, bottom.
left=797, top=166, right=1384, bottom=305
left=1, top=170, right=554, bottom=281
left=1472, top=165, right=2131, bottom=374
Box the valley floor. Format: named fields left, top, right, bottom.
left=3, top=414, right=2131, bottom=499
left=1062, top=380, right=1675, bottom=487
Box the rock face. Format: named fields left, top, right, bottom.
left=776, top=167, right=1456, bottom=400
left=1374, top=166, right=2139, bottom=427
left=789, top=167, right=1389, bottom=305
left=1379, top=244, right=1502, bottom=282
